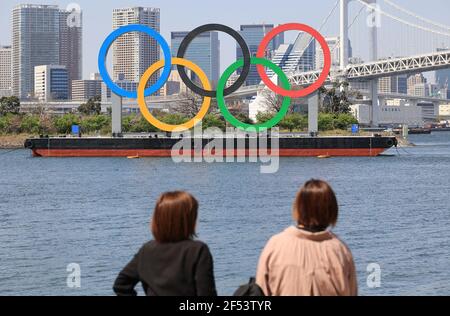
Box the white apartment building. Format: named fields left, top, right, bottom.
left=34, top=65, right=68, bottom=101
left=0, top=46, right=12, bottom=97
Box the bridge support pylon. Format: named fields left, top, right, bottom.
left=366, top=0, right=379, bottom=127
left=111, top=93, right=123, bottom=137
left=340, top=0, right=350, bottom=71
left=308, top=92, right=319, bottom=136
left=341, top=0, right=380, bottom=126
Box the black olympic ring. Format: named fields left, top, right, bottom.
left=176, top=24, right=251, bottom=98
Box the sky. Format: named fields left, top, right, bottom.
left=1, top=0, right=449, bottom=80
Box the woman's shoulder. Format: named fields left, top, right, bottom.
left=267, top=227, right=349, bottom=249
left=262, top=228, right=294, bottom=249
left=140, top=239, right=211, bottom=252
left=184, top=239, right=211, bottom=251
left=328, top=233, right=354, bottom=256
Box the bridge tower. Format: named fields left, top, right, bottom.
left=340, top=0, right=379, bottom=126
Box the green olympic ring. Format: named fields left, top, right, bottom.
left=217, top=57, right=292, bottom=132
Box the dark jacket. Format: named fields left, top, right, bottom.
left=113, top=240, right=217, bottom=296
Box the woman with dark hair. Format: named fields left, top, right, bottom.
left=256, top=179, right=357, bottom=296
left=113, top=191, right=217, bottom=296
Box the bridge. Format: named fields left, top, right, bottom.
left=238, top=0, right=450, bottom=132
left=213, top=49, right=450, bottom=96
left=287, top=50, right=450, bottom=86
left=131, top=48, right=450, bottom=103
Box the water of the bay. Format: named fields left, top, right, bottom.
left=0, top=132, right=449, bottom=296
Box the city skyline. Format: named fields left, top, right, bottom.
left=171, top=31, right=220, bottom=87
left=1, top=0, right=449, bottom=80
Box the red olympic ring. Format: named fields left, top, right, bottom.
left=256, top=23, right=331, bottom=99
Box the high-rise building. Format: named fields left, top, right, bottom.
left=34, top=65, right=69, bottom=101
left=407, top=78, right=437, bottom=98
left=171, top=31, right=220, bottom=87
left=410, top=84, right=429, bottom=97
left=397, top=75, right=408, bottom=94
left=316, top=37, right=352, bottom=69
left=160, top=70, right=191, bottom=96
left=59, top=9, right=83, bottom=98
left=438, top=88, right=450, bottom=100
left=112, top=7, right=160, bottom=90
left=12, top=4, right=60, bottom=99
left=408, top=73, right=427, bottom=87
left=100, top=74, right=140, bottom=100
left=268, top=32, right=316, bottom=78
left=0, top=46, right=12, bottom=97
left=237, top=24, right=284, bottom=86
left=407, top=74, right=429, bottom=96
left=428, top=83, right=440, bottom=98
left=378, top=77, right=394, bottom=94
left=378, top=75, right=407, bottom=94
left=436, top=48, right=450, bottom=90
left=71, top=79, right=102, bottom=102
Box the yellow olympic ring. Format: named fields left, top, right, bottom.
left=137, top=57, right=212, bottom=132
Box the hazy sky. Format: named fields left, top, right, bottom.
left=1, top=0, right=449, bottom=79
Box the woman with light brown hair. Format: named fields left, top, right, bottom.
left=256, top=179, right=357, bottom=296
left=113, top=191, right=217, bottom=296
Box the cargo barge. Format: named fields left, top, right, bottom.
left=24, top=135, right=397, bottom=157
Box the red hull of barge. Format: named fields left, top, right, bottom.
left=32, top=148, right=387, bottom=158
left=25, top=136, right=397, bottom=158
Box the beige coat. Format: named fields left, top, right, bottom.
left=256, top=226, right=357, bottom=296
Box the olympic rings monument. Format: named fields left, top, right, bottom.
left=97, top=23, right=331, bottom=135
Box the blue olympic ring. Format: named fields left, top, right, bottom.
left=98, top=24, right=172, bottom=99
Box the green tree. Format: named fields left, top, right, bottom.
left=78, top=96, right=101, bottom=115
left=234, top=113, right=254, bottom=125
left=202, top=113, right=226, bottom=131
left=159, top=113, right=189, bottom=126
left=317, top=113, right=359, bottom=131
left=318, top=113, right=335, bottom=131
left=123, top=114, right=159, bottom=133
left=334, top=113, right=358, bottom=130
left=122, top=114, right=137, bottom=133
left=53, top=114, right=81, bottom=134
left=135, top=115, right=159, bottom=133
left=0, top=115, right=10, bottom=134
left=0, top=96, right=20, bottom=116
left=80, top=115, right=110, bottom=133
left=20, top=115, right=40, bottom=134
left=279, top=113, right=308, bottom=132
left=4, top=114, right=21, bottom=134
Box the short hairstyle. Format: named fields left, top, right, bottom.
left=151, top=191, right=198, bottom=243
left=293, top=179, right=338, bottom=229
